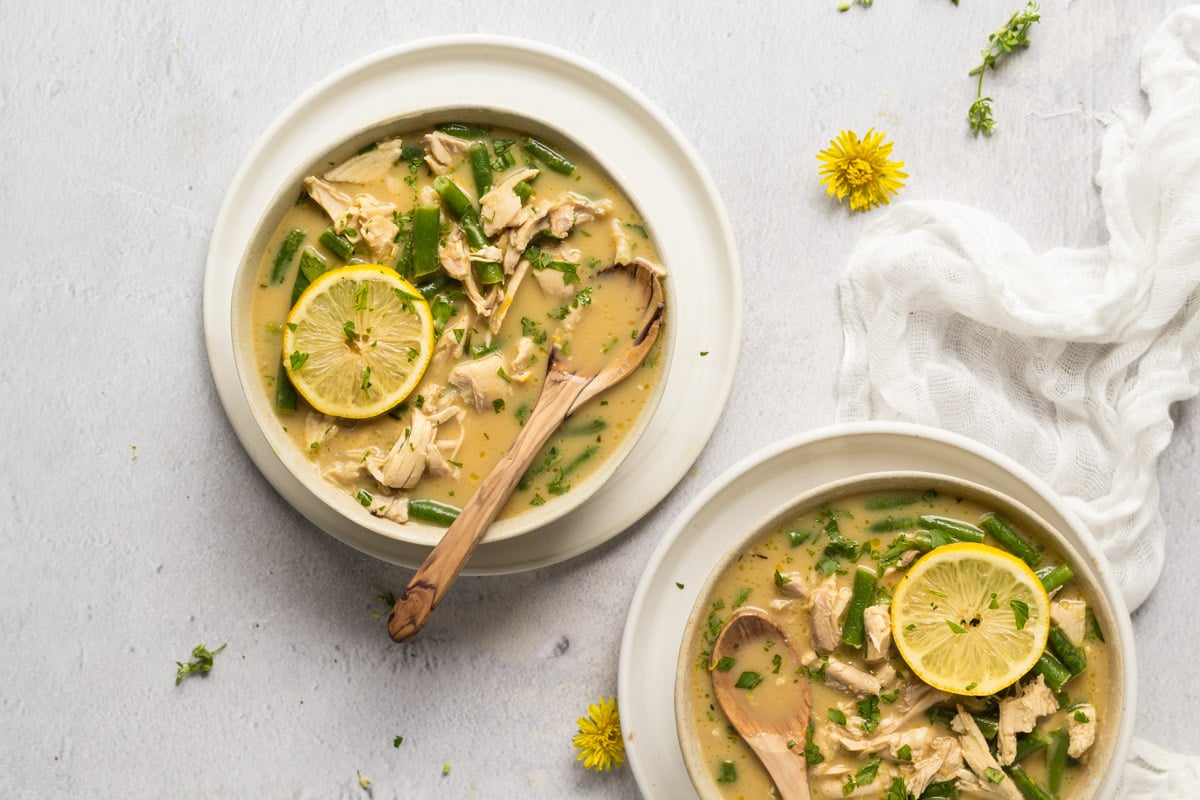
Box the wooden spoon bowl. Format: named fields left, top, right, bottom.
left=710, top=608, right=813, bottom=800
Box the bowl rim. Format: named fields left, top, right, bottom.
left=203, top=35, right=743, bottom=572
left=673, top=469, right=1131, bottom=800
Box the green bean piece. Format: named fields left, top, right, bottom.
left=415, top=273, right=453, bottom=301
left=1033, top=651, right=1072, bottom=692
left=1045, top=729, right=1069, bottom=795
left=430, top=294, right=455, bottom=338
left=513, top=181, right=533, bottom=204
left=869, top=516, right=915, bottom=533
left=865, top=495, right=918, bottom=511
left=918, top=515, right=986, bottom=543
left=980, top=513, right=1042, bottom=567
left=1047, top=625, right=1087, bottom=676
left=974, top=714, right=999, bottom=740
left=269, top=228, right=306, bottom=284
left=274, top=360, right=297, bottom=412
left=432, top=176, right=489, bottom=250
left=473, top=260, right=504, bottom=286
left=840, top=566, right=878, bottom=648
left=436, top=122, right=489, bottom=139
left=564, top=419, right=607, bottom=436
left=408, top=498, right=461, bottom=527
left=469, top=142, right=493, bottom=198
left=563, top=445, right=599, bottom=477
left=1037, top=563, right=1075, bottom=592
left=290, top=251, right=315, bottom=306
left=411, top=205, right=441, bottom=279
left=319, top=226, right=355, bottom=261
left=522, top=136, right=576, bottom=175
left=1007, top=766, right=1054, bottom=800
left=1013, top=729, right=1050, bottom=763
left=918, top=781, right=959, bottom=799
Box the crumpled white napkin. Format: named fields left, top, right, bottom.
left=836, top=6, right=1200, bottom=797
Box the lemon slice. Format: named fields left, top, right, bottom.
left=282, top=265, right=434, bottom=419
left=891, top=542, right=1050, bottom=696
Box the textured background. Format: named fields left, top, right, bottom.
left=2, top=0, right=1196, bottom=797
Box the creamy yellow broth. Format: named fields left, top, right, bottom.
left=683, top=488, right=1112, bottom=800
left=248, top=123, right=666, bottom=523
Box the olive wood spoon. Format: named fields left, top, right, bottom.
left=388, top=261, right=665, bottom=643
left=710, top=608, right=812, bottom=800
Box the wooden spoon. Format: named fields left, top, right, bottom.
left=387, top=261, right=665, bottom=643
left=710, top=608, right=812, bottom=800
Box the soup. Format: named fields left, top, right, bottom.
left=681, top=484, right=1112, bottom=800
left=248, top=123, right=666, bottom=526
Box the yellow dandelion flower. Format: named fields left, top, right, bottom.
left=572, top=696, right=625, bottom=772
left=816, top=128, right=907, bottom=212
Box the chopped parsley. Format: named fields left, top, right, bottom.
left=289, top=351, right=308, bottom=371
left=734, top=671, right=763, bottom=690
left=174, top=642, right=226, bottom=685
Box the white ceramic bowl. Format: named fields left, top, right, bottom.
left=674, top=470, right=1133, bottom=800
left=203, top=37, right=742, bottom=572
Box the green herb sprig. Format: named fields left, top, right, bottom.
left=175, top=642, right=226, bottom=685
left=968, top=3, right=1041, bottom=135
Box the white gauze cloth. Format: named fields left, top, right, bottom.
left=836, top=7, right=1200, bottom=796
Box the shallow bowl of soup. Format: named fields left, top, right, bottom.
left=675, top=471, right=1133, bottom=800
left=231, top=111, right=670, bottom=550
left=200, top=37, right=751, bottom=572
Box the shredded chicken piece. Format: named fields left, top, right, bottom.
left=776, top=572, right=810, bottom=601
left=304, top=412, right=339, bottom=452
left=480, top=167, right=539, bottom=235
left=997, top=674, right=1058, bottom=765
left=952, top=708, right=1023, bottom=800
left=303, top=176, right=398, bottom=260
left=863, top=604, right=891, bottom=662
left=489, top=259, right=531, bottom=335
left=1051, top=598, right=1088, bottom=646
left=364, top=395, right=465, bottom=488
left=353, top=192, right=400, bottom=260
left=324, top=137, right=404, bottom=184
left=531, top=264, right=576, bottom=302
left=422, top=130, right=472, bottom=175
left=810, top=576, right=853, bottom=654
left=824, top=656, right=883, bottom=696
left=449, top=353, right=511, bottom=413
left=612, top=217, right=633, bottom=265
left=510, top=337, right=539, bottom=382
left=511, top=192, right=612, bottom=252
left=370, top=495, right=409, bottom=524
left=907, top=736, right=964, bottom=797
left=1067, top=703, right=1097, bottom=758
left=432, top=304, right=476, bottom=364
left=439, top=226, right=503, bottom=319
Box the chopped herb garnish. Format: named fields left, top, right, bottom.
left=393, top=735, right=404, bottom=747
left=714, top=656, right=736, bottom=672
left=343, top=320, right=357, bottom=340
left=492, top=398, right=505, bottom=413
left=984, top=766, right=1005, bottom=784
left=675, top=582, right=685, bottom=590
left=530, top=493, right=546, bottom=506
left=734, top=671, right=763, bottom=690
left=896, top=744, right=912, bottom=761
left=733, top=587, right=752, bottom=607
left=788, top=530, right=811, bottom=547
left=716, top=760, right=737, bottom=783
left=773, top=569, right=791, bottom=587
left=1010, top=599, right=1030, bottom=630
left=174, top=642, right=226, bottom=685
left=289, top=351, right=309, bottom=371
left=857, top=696, right=881, bottom=733
left=356, top=489, right=372, bottom=507
left=1074, top=710, right=1089, bottom=723
left=946, top=619, right=967, bottom=634
left=828, top=708, right=848, bottom=725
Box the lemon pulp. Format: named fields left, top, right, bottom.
left=890, top=542, right=1050, bottom=696
left=282, top=265, right=434, bottom=419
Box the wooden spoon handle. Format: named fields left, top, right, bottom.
left=387, top=364, right=592, bottom=642
left=751, top=737, right=811, bottom=800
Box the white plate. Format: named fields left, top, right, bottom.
left=618, top=421, right=1137, bottom=799
left=203, top=36, right=741, bottom=574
